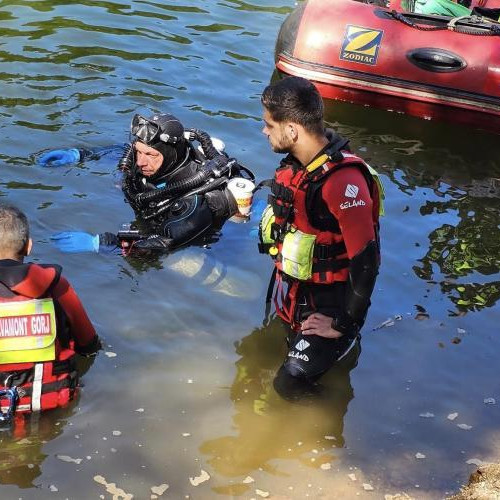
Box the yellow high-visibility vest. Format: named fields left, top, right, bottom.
left=0, top=298, right=57, bottom=364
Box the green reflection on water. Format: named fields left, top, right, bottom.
left=415, top=192, right=500, bottom=313
left=221, top=0, right=293, bottom=15
left=185, top=104, right=260, bottom=121
left=135, top=0, right=208, bottom=14
left=2, top=182, right=62, bottom=191
left=187, top=23, right=243, bottom=32
left=0, top=0, right=131, bottom=15
left=22, top=16, right=168, bottom=39
left=13, top=120, right=63, bottom=131
left=225, top=51, right=259, bottom=63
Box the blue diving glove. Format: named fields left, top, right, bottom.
left=249, top=199, right=268, bottom=239
left=51, top=231, right=100, bottom=253
left=38, top=148, right=81, bottom=167
left=250, top=199, right=267, bottom=222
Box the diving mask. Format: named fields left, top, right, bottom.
left=131, top=114, right=181, bottom=145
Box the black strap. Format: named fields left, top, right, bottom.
left=263, top=268, right=278, bottom=327
left=271, top=179, right=294, bottom=203
left=0, top=358, right=75, bottom=387
left=312, top=258, right=350, bottom=274
left=268, top=196, right=290, bottom=218
left=313, top=242, right=347, bottom=259
left=10, top=373, right=77, bottom=398
left=253, top=178, right=273, bottom=193
left=265, top=267, right=278, bottom=304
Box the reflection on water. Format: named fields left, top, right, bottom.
left=0, top=404, right=76, bottom=489
left=201, top=318, right=358, bottom=487
left=0, top=0, right=500, bottom=497
left=0, top=356, right=94, bottom=489
left=324, top=100, right=500, bottom=316
left=415, top=181, right=500, bottom=313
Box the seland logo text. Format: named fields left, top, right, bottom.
left=340, top=25, right=383, bottom=66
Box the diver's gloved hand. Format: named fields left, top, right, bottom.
left=51, top=231, right=100, bottom=253
left=38, top=148, right=81, bottom=167
left=133, top=235, right=174, bottom=251
left=205, top=188, right=238, bottom=219
left=249, top=199, right=268, bottom=238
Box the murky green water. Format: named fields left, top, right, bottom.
left=0, top=0, right=499, bottom=498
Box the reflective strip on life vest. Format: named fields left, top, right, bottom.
left=281, top=228, right=316, bottom=280
left=0, top=298, right=57, bottom=363
left=31, top=363, right=43, bottom=412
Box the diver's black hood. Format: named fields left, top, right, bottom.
left=136, top=113, right=189, bottom=181
left=147, top=139, right=189, bottom=182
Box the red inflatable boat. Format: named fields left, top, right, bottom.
left=275, top=0, right=500, bottom=133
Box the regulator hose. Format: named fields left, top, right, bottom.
left=141, top=176, right=230, bottom=220
left=186, top=128, right=220, bottom=160
left=134, top=155, right=231, bottom=206
left=117, top=142, right=134, bottom=171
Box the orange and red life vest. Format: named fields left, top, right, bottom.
left=259, top=149, right=383, bottom=329
left=0, top=263, right=79, bottom=414
left=261, top=150, right=383, bottom=284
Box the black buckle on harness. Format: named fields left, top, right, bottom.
left=312, top=258, right=350, bottom=273
left=270, top=222, right=282, bottom=241
left=268, top=197, right=290, bottom=219
left=271, top=180, right=294, bottom=203
left=258, top=242, right=272, bottom=254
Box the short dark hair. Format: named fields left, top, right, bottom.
left=0, top=204, right=30, bottom=255
left=261, top=76, right=324, bottom=135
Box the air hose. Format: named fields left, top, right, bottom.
left=117, top=142, right=134, bottom=171
left=135, top=155, right=231, bottom=205
left=186, top=128, right=220, bottom=160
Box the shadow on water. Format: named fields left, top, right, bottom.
left=200, top=317, right=360, bottom=494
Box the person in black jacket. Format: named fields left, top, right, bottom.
left=40, top=112, right=253, bottom=253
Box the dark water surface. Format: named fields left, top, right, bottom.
left=1, top=0, right=499, bottom=498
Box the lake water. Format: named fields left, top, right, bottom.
left=0, top=0, right=499, bottom=498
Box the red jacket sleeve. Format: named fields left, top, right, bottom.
left=321, top=166, right=375, bottom=259
left=52, top=276, right=97, bottom=347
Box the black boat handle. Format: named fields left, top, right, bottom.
left=407, top=48, right=466, bottom=72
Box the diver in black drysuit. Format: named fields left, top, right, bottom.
left=40, top=112, right=254, bottom=253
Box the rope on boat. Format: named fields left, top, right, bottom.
left=389, top=10, right=500, bottom=35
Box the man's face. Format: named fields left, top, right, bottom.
left=262, top=108, right=293, bottom=154
left=135, top=141, right=164, bottom=177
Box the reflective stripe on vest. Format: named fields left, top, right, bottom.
left=0, top=298, right=57, bottom=364
left=281, top=228, right=316, bottom=280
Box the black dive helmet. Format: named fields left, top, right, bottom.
left=130, top=113, right=188, bottom=179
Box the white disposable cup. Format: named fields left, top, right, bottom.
left=227, top=178, right=255, bottom=216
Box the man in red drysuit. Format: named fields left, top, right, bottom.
left=258, top=76, right=383, bottom=398
left=0, top=203, right=101, bottom=416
